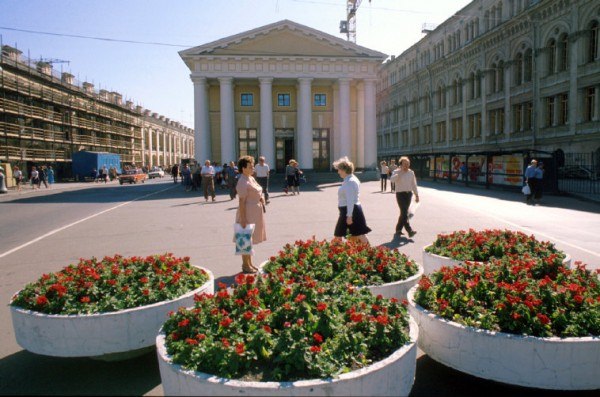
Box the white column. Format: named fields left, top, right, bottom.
left=333, top=84, right=340, bottom=161
left=219, top=77, right=235, bottom=164
left=148, top=127, right=154, bottom=167
left=193, top=76, right=210, bottom=162
left=297, top=77, right=313, bottom=170
left=356, top=81, right=365, bottom=168
left=363, top=78, right=377, bottom=169
left=155, top=129, right=161, bottom=166
left=140, top=126, right=146, bottom=167
left=259, top=77, right=275, bottom=164
left=338, top=78, right=351, bottom=159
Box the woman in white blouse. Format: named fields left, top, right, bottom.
left=333, top=157, right=371, bottom=244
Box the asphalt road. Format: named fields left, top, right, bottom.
left=0, top=175, right=598, bottom=396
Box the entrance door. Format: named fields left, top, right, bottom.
left=275, top=129, right=295, bottom=172
left=312, top=129, right=330, bottom=171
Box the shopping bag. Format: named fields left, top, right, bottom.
left=521, top=185, right=531, bottom=195
left=234, top=223, right=255, bottom=255
left=408, top=201, right=420, bottom=219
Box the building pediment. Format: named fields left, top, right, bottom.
left=180, top=19, right=387, bottom=62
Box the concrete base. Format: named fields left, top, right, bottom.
left=157, top=316, right=418, bottom=396
left=407, top=285, right=600, bottom=390
left=10, top=267, right=214, bottom=359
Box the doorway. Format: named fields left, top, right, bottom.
left=275, top=137, right=295, bottom=172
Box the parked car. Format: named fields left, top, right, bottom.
left=118, top=168, right=147, bottom=184
left=147, top=166, right=165, bottom=179
left=558, top=165, right=597, bottom=180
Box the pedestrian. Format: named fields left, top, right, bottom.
left=191, top=162, right=201, bottom=191
left=30, top=166, right=39, bottom=189
left=181, top=163, right=192, bottom=192
left=460, top=162, right=467, bottom=181
left=99, top=166, right=108, bottom=183
left=332, top=156, right=371, bottom=244
left=171, top=164, right=179, bottom=183
left=285, top=159, right=297, bottom=195
left=214, top=162, right=224, bottom=189
left=225, top=160, right=238, bottom=200
left=292, top=160, right=303, bottom=195
left=235, top=155, right=266, bottom=274
left=13, top=165, right=23, bottom=192
left=254, top=156, right=270, bottom=203
left=379, top=160, right=389, bottom=192
left=38, top=165, right=49, bottom=188
left=524, top=159, right=538, bottom=205
left=388, top=159, right=398, bottom=192
left=201, top=159, right=216, bottom=202
left=534, top=161, right=545, bottom=204
left=389, top=156, right=419, bottom=238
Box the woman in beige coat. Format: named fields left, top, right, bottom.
left=235, top=155, right=267, bottom=273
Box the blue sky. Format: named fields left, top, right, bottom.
left=1, top=0, right=470, bottom=127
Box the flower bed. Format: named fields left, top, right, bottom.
left=158, top=272, right=417, bottom=395
left=423, top=229, right=570, bottom=274
left=10, top=254, right=213, bottom=359
left=407, top=257, right=600, bottom=389
left=261, top=238, right=422, bottom=299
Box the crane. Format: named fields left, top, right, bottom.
left=38, top=57, right=70, bottom=66
left=339, top=0, right=371, bottom=43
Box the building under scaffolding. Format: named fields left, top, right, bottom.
left=0, top=45, right=194, bottom=183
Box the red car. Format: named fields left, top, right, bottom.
left=118, top=168, right=146, bottom=184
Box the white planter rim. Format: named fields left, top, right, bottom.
left=157, top=315, right=418, bottom=387
left=10, top=266, right=214, bottom=319
left=260, top=260, right=423, bottom=288
left=407, top=284, right=598, bottom=342
left=423, top=244, right=571, bottom=266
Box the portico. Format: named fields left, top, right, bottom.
left=180, top=20, right=386, bottom=171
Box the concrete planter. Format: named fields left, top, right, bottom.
left=422, top=245, right=571, bottom=274
left=10, top=267, right=214, bottom=360
left=156, top=316, right=418, bottom=396
left=407, top=285, right=600, bottom=390
left=260, top=261, right=423, bottom=301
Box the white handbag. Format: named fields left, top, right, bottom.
left=234, top=223, right=255, bottom=255
left=522, top=185, right=531, bottom=195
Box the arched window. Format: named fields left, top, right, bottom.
left=558, top=33, right=569, bottom=71
left=514, top=52, right=523, bottom=86
left=524, top=49, right=533, bottom=82
left=497, top=61, right=505, bottom=92
left=589, top=20, right=599, bottom=63
left=424, top=89, right=431, bottom=113
left=547, top=38, right=557, bottom=75
left=469, top=72, right=476, bottom=99
left=490, top=63, right=498, bottom=93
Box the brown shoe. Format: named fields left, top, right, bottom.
left=242, top=264, right=257, bottom=274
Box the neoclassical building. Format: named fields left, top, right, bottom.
left=377, top=0, right=600, bottom=175
left=179, top=20, right=386, bottom=171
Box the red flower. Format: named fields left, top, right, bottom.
left=313, top=332, right=323, bottom=344
left=316, top=302, right=327, bottom=311
left=36, top=295, right=49, bottom=306
left=178, top=318, right=190, bottom=328
left=243, top=311, right=254, bottom=320
left=185, top=338, right=198, bottom=345
left=310, top=345, right=321, bottom=353
left=235, top=342, right=245, bottom=355
left=536, top=313, right=550, bottom=325
left=220, top=317, right=233, bottom=327
left=294, top=294, right=306, bottom=303
left=80, top=296, right=90, bottom=303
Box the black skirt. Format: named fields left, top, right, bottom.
left=334, top=205, right=372, bottom=237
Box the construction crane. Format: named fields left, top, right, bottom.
left=339, top=0, right=371, bottom=43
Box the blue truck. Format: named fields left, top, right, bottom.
left=71, top=151, right=122, bottom=181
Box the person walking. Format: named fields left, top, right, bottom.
left=285, top=159, right=297, bottom=195
left=524, top=159, right=538, bottom=205
left=30, top=166, right=39, bottom=189
left=13, top=166, right=23, bottom=192
left=191, top=162, right=201, bottom=191
left=181, top=163, right=192, bottom=192
left=38, top=165, right=49, bottom=188
left=254, top=156, right=271, bottom=204
left=390, top=156, right=419, bottom=238
left=388, top=159, right=398, bottom=192
left=46, top=165, right=55, bottom=185
left=379, top=160, right=389, bottom=192
left=533, top=161, right=545, bottom=204
left=201, top=159, right=216, bottom=202
left=171, top=164, right=179, bottom=183
left=332, top=156, right=371, bottom=244
left=225, top=160, right=238, bottom=200
left=235, top=155, right=266, bottom=274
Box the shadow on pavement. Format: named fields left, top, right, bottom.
left=0, top=349, right=160, bottom=395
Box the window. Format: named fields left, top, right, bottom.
left=238, top=129, right=258, bottom=159
left=524, top=102, right=532, bottom=131
left=278, top=93, right=291, bottom=107
left=558, top=34, right=569, bottom=72
left=424, top=124, right=432, bottom=144
left=584, top=87, right=596, bottom=122
left=241, top=93, right=253, bottom=106
left=514, top=53, right=523, bottom=86
left=314, top=94, right=326, bottom=106
left=524, top=49, right=533, bottom=82
left=558, top=93, right=568, bottom=125
left=436, top=121, right=446, bottom=142
left=589, top=21, right=599, bottom=63
left=411, top=127, right=420, bottom=146
left=513, top=104, right=523, bottom=132
left=451, top=117, right=463, bottom=141
left=547, top=39, right=557, bottom=75
left=546, top=97, right=555, bottom=127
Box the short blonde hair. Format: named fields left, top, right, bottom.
left=333, top=156, right=354, bottom=174
left=399, top=156, right=410, bottom=166
left=289, top=159, right=296, bottom=165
